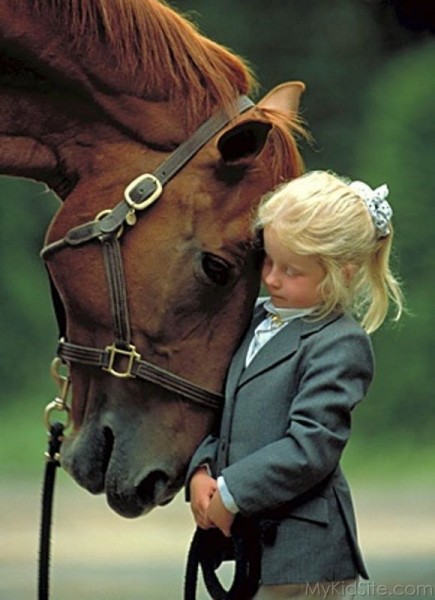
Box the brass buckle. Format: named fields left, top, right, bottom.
left=124, top=173, right=163, bottom=211
left=104, top=343, right=140, bottom=378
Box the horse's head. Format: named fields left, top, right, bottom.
left=44, top=86, right=304, bottom=517
left=0, top=1, right=305, bottom=516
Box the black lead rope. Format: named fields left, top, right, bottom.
left=38, top=425, right=261, bottom=600
left=38, top=421, right=64, bottom=600
left=184, top=522, right=261, bottom=600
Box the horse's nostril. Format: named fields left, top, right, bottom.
left=136, top=470, right=170, bottom=505
left=102, top=426, right=114, bottom=474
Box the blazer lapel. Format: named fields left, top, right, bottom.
left=237, top=311, right=342, bottom=388
left=238, top=318, right=302, bottom=386
left=225, top=304, right=266, bottom=400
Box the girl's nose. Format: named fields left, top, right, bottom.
left=263, top=266, right=280, bottom=288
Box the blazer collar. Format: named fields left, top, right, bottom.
left=227, top=309, right=342, bottom=393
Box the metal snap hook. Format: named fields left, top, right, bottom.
left=44, top=357, right=72, bottom=434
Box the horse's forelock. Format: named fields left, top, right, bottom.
left=31, top=0, right=255, bottom=128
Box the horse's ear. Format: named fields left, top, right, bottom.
left=217, top=120, right=272, bottom=164
left=257, top=81, right=305, bottom=116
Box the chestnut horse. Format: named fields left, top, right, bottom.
left=0, top=0, right=305, bottom=518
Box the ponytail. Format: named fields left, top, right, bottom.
left=357, top=229, right=403, bottom=333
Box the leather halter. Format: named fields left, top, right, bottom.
left=41, top=96, right=254, bottom=411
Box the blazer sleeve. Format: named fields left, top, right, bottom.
left=221, top=324, right=374, bottom=516
left=184, top=433, right=219, bottom=500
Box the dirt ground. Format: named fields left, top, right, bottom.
left=1, top=477, right=434, bottom=600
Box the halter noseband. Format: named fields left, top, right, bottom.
left=41, top=96, right=254, bottom=411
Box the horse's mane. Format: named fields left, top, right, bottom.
left=32, top=0, right=256, bottom=126
left=30, top=0, right=306, bottom=172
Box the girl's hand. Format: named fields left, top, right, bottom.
left=206, top=488, right=235, bottom=537
left=189, top=466, right=217, bottom=529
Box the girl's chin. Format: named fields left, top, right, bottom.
left=269, top=297, right=288, bottom=307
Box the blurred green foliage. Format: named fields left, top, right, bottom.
left=0, top=179, right=59, bottom=397
left=1, top=1, right=434, bottom=476
left=354, top=40, right=435, bottom=445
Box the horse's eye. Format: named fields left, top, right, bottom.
left=201, top=253, right=232, bottom=285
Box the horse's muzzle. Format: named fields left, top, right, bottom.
left=105, top=467, right=175, bottom=518
left=60, top=423, right=180, bottom=518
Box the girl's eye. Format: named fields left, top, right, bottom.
left=201, top=253, right=232, bottom=285
left=285, top=266, right=302, bottom=277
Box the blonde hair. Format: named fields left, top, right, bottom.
left=256, top=171, right=404, bottom=333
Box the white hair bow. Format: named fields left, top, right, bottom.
left=349, top=180, right=392, bottom=238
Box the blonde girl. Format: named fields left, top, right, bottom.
left=187, top=171, right=403, bottom=600
left=256, top=170, right=403, bottom=333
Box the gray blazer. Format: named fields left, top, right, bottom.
left=187, top=302, right=374, bottom=585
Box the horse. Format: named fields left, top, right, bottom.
left=0, top=0, right=305, bottom=518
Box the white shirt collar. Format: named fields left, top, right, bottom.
left=263, top=298, right=316, bottom=324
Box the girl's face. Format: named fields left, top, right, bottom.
left=262, top=226, right=326, bottom=309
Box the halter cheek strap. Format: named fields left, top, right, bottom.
left=42, top=96, right=255, bottom=411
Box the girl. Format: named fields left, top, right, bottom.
left=186, top=170, right=403, bottom=599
